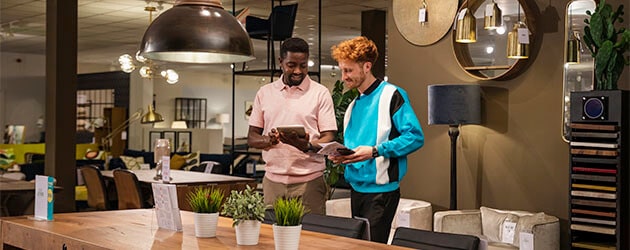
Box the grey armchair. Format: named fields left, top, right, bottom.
left=433, top=206, right=560, bottom=250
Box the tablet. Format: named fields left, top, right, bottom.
left=276, top=125, right=306, bottom=138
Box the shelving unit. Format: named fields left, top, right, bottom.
left=569, top=90, right=629, bottom=250
left=174, top=98, right=207, bottom=128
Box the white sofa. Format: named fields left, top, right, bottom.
left=433, top=206, right=560, bottom=250
left=325, top=197, right=432, bottom=244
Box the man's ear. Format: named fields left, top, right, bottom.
left=362, top=61, right=372, bottom=73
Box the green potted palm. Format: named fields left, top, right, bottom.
left=186, top=187, right=224, bottom=238
left=583, top=0, right=630, bottom=90
left=272, top=196, right=307, bottom=250
left=220, top=185, right=265, bottom=245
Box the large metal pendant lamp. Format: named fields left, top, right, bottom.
left=455, top=4, right=476, bottom=43
left=139, top=0, right=255, bottom=64
left=507, top=4, right=529, bottom=59
left=483, top=0, right=502, bottom=30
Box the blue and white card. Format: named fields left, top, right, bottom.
left=34, top=175, right=54, bottom=221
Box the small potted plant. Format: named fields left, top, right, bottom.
left=186, top=187, right=224, bottom=238
left=273, top=196, right=306, bottom=250
left=220, top=185, right=265, bottom=245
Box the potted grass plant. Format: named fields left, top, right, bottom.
left=272, top=196, right=306, bottom=250
left=220, top=185, right=265, bottom=245
left=187, top=187, right=224, bottom=238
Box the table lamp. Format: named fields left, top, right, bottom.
left=216, top=113, right=230, bottom=138
left=428, top=84, right=481, bottom=210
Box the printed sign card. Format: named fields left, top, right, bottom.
left=34, top=175, right=54, bottom=221
left=151, top=183, right=182, bottom=231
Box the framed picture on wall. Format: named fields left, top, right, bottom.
left=245, top=101, right=253, bottom=120
left=176, top=131, right=192, bottom=153
left=163, top=131, right=176, bottom=153
left=149, top=131, right=162, bottom=151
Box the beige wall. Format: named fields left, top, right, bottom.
left=387, top=0, right=629, bottom=246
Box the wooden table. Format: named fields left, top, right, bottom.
left=100, top=170, right=257, bottom=211
left=1, top=209, right=407, bottom=249
left=0, top=180, right=62, bottom=217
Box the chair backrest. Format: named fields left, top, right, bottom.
left=392, top=227, right=480, bottom=250
left=301, top=213, right=366, bottom=240
left=112, top=169, right=144, bottom=209
left=79, top=165, right=110, bottom=210
left=269, top=4, right=298, bottom=41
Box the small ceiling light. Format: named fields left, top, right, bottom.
left=139, top=0, right=254, bottom=64
left=308, top=60, right=315, bottom=67
left=484, top=0, right=502, bottom=30
left=496, top=26, right=506, bottom=35
left=455, top=4, right=476, bottom=43
left=486, top=46, right=494, bottom=54
left=139, top=65, right=153, bottom=78
left=161, top=69, right=179, bottom=84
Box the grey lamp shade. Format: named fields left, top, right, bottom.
left=139, top=0, right=255, bottom=64
left=428, top=84, right=481, bottom=125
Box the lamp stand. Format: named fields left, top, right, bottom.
left=448, top=125, right=460, bottom=210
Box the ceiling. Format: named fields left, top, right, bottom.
left=0, top=0, right=390, bottom=72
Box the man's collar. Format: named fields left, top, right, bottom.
left=362, top=78, right=382, bottom=96
left=273, top=74, right=311, bottom=91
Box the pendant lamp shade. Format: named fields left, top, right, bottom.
left=507, top=22, right=529, bottom=59
left=484, top=2, right=502, bottom=30
left=455, top=8, right=476, bottom=43
left=566, top=38, right=580, bottom=64
left=139, top=0, right=255, bottom=64
left=142, top=105, right=164, bottom=124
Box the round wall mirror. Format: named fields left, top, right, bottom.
left=561, top=0, right=596, bottom=142
left=452, top=0, right=536, bottom=80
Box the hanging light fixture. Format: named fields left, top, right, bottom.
left=566, top=31, right=580, bottom=64
left=507, top=4, right=529, bottom=59
left=484, top=0, right=502, bottom=30
left=455, top=1, right=476, bottom=43
left=566, top=6, right=580, bottom=64
left=119, top=5, right=179, bottom=84
left=139, top=0, right=254, bottom=64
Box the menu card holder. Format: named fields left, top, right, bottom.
left=151, top=183, right=182, bottom=231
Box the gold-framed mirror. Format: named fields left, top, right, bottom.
left=561, top=0, right=596, bottom=142
left=452, top=0, right=536, bottom=80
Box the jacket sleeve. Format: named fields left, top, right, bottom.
left=377, top=88, right=424, bottom=158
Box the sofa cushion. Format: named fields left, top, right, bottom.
left=480, top=206, right=522, bottom=244
left=120, top=155, right=144, bottom=170
left=171, top=151, right=199, bottom=170
left=123, top=149, right=154, bottom=166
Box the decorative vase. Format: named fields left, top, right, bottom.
left=193, top=212, right=219, bottom=238
left=234, top=220, right=261, bottom=245
left=273, top=224, right=302, bottom=250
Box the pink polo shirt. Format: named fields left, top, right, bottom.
left=249, top=75, right=337, bottom=184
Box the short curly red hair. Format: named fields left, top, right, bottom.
left=331, top=36, right=378, bottom=64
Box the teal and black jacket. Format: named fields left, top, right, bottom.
left=343, top=80, right=424, bottom=193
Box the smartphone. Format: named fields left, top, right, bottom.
left=336, top=148, right=355, bottom=155
left=276, top=125, right=307, bottom=138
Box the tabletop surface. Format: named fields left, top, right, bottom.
left=1, top=209, right=408, bottom=249
left=101, top=169, right=255, bottom=185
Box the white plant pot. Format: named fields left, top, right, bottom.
left=193, top=212, right=219, bottom=238
left=273, top=224, right=302, bottom=250
left=235, top=220, right=261, bottom=245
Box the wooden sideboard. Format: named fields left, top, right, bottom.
left=0, top=209, right=407, bottom=249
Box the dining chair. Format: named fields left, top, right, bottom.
left=112, top=169, right=146, bottom=209
left=79, top=165, right=111, bottom=210
left=391, top=227, right=480, bottom=250
left=301, top=213, right=367, bottom=240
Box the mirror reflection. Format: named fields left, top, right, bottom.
left=453, top=0, right=532, bottom=80
left=562, top=0, right=596, bottom=142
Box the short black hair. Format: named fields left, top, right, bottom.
left=280, top=37, right=309, bottom=59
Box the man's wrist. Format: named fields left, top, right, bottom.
left=303, top=142, right=312, bottom=153
left=372, top=146, right=379, bottom=158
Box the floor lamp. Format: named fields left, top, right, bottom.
left=428, top=84, right=481, bottom=210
